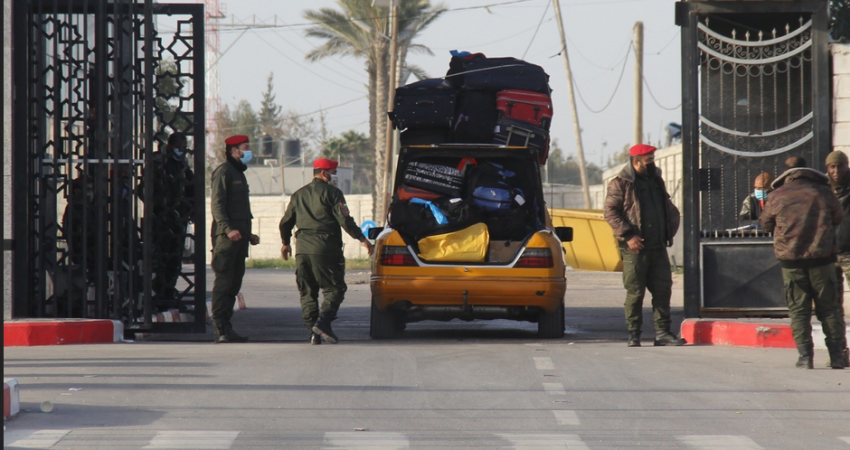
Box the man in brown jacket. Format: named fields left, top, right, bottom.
left=604, top=144, right=684, bottom=347
left=761, top=167, right=847, bottom=369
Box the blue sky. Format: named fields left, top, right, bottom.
left=209, top=0, right=682, bottom=168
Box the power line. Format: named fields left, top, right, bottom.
left=215, top=96, right=367, bottom=133
left=522, top=0, right=551, bottom=59
left=648, top=29, right=680, bottom=56
left=642, top=74, right=681, bottom=110
left=561, top=32, right=631, bottom=71
left=571, top=41, right=632, bottom=114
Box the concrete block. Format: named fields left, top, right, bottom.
left=833, top=122, right=850, bottom=146
left=832, top=43, right=850, bottom=74
left=4, top=378, right=20, bottom=419
left=834, top=100, right=850, bottom=123
left=835, top=75, right=850, bottom=99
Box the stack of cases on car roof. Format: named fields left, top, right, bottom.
left=388, top=54, right=554, bottom=165
left=385, top=54, right=552, bottom=253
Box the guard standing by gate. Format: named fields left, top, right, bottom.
left=604, top=144, right=686, bottom=347
left=210, top=135, right=259, bottom=344
left=824, top=150, right=850, bottom=367
left=278, top=158, right=374, bottom=345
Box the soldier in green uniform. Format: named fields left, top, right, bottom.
left=604, top=144, right=685, bottom=347
left=279, top=158, right=374, bottom=345
left=825, top=150, right=850, bottom=367
left=209, top=135, right=259, bottom=344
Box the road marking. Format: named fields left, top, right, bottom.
left=324, top=432, right=409, bottom=449
left=678, top=435, right=764, bottom=449
left=552, top=410, right=580, bottom=425
left=143, top=430, right=239, bottom=449
left=499, top=433, right=591, bottom=450
left=3, top=429, right=71, bottom=448
left=534, top=357, right=555, bottom=370
left=840, top=437, right=850, bottom=445
left=542, top=382, right=566, bottom=395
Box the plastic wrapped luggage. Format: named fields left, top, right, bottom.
left=388, top=78, right=457, bottom=130
left=417, top=223, right=489, bottom=262
left=446, top=57, right=551, bottom=94
left=403, top=162, right=464, bottom=198
left=496, top=90, right=553, bottom=130
left=492, top=118, right=550, bottom=164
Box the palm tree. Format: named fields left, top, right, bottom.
left=303, top=0, right=446, bottom=220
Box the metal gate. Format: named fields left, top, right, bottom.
left=11, top=0, right=206, bottom=334
left=677, top=2, right=831, bottom=317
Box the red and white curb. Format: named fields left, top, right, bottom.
left=681, top=319, right=850, bottom=349
left=4, top=379, right=20, bottom=419
left=3, top=320, right=124, bottom=347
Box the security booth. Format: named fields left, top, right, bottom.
left=677, top=1, right=832, bottom=317
left=10, top=0, right=207, bottom=334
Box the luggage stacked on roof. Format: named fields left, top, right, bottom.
left=388, top=53, right=554, bottom=165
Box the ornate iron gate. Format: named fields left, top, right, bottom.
left=678, top=2, right=831, bottom=317
left=11, top=0, right=206, bottom=333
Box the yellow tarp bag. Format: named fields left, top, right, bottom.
left=417, top=223, right=489, bottom=262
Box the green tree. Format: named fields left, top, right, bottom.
left=258, top=73, right=283, bottom=138
left=324, top=130, right=372, bottom=194
left=605, top=144, right=631, bottom=170
left=303, top=0, right=447, bottom=219
left=547, top=139, right=602, bottom=185
left=232, top=100, right=260, bottom=141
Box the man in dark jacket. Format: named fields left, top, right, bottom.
left=209, top=135, right=260, bottom=343
left=279, top=158, right=374, bottom=344
left=739, top=172, right=774, bottom=224
left=604, top=144, right=684, bottom=347
left=761, top=167, right=847, bottom=369
left=824, top=150, right=850, bottom=367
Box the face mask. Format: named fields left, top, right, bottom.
left=330, top=173, right=339, bottom=186
left=172, top=147, right=184, bottom=159
left=644, top=162, right=657, bottom=176
left=239, top=150, right=253, bottom=165
left=754, top=189, right=766, bottom=201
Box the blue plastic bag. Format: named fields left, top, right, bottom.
left=409, top=198, right=449, bottom=225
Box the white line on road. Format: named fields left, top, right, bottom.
left=542, top=382, right=566, bottom=395
left=324, top=432, right=409, bottom=450
left=143, top=431, right=239, bottom=449
left=840, top=437, right=850, bottom=445
left=678, top=435, right=764, bottom=450
left=552, top=410, right=580, bottom=425
left=499, top=433, right=591, bottom=450
left=534, top=356, right=555, bottom=370
left=3, top=429, right=71, bottom=448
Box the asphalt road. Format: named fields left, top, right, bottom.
left=4, top=270, right=849, bottom=449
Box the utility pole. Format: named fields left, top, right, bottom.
left=634, top=21, right=644, bottom=146
left=380, top=2, right=399, bottom=224
left=552, top=0, right=591, bottom=209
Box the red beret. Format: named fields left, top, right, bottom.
left=313, top=158, right=339, bottom=170
left=225, top=135, right=249, bottom=146
left=629, top=144, right=656, bottom=156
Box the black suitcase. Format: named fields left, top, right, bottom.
left=492, top=118, right=550, bottom=164
left=400, top=128, right=449, bottom=146
left=446, top=57, right=551, bottom=94
left=451, top=91, right=498, bottom=143
left=403, top=162, right=464, bottom=198
left=388, top=78, right=457, bottom=130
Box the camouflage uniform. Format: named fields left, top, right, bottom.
left=279, top=178, right=367, bottom=333
left=604, top=164, right=681, bottom=339
left=761, top=168, right=847, bottom=368
left=829, top=169, right=850, bottom=362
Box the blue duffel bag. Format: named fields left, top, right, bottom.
left=472, top=183, right=513, bottom=211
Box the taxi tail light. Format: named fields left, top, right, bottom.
left=515, top=248, right=553, bottom=268
left=380, top=246, right=417, bottom=266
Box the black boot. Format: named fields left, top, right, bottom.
left=826, top=340, right=847, bottom=369
left=225, top=323, right=249, bottom=343
left=796, top=343, right=814, bottom=369
left=213, top=322, right=229, bottom=344
left=628, top=331, right=641, bottom=347
left=312, top=313, right=338, bottom=344
left=310, top=332, right=322, bottom=345
left=654, top=331, right=686, bottom=346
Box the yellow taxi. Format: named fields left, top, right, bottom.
left=368, top=145, right=572, bottom=338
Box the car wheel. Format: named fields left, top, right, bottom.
left=370, top=298, right=397, bottom=339
left=538, top=300, right=565, bottom=339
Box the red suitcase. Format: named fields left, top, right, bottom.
left=496, top=89, right=553, bottom=130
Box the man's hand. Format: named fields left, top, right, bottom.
left=626, top=235, right=644, bottom=254
left=281, top=244, right=292, bottom=261
left=362, top=240, right=374, bottom=256
left=227, top=230, right=242, bottom=242
left=249, top=234, right=260, bottom=246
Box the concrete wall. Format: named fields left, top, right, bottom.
left=833, top=44, right=850, bottom=158
left=203, top=194, right=375, bottom=263
left=4, top=0, right=12, bottom=320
